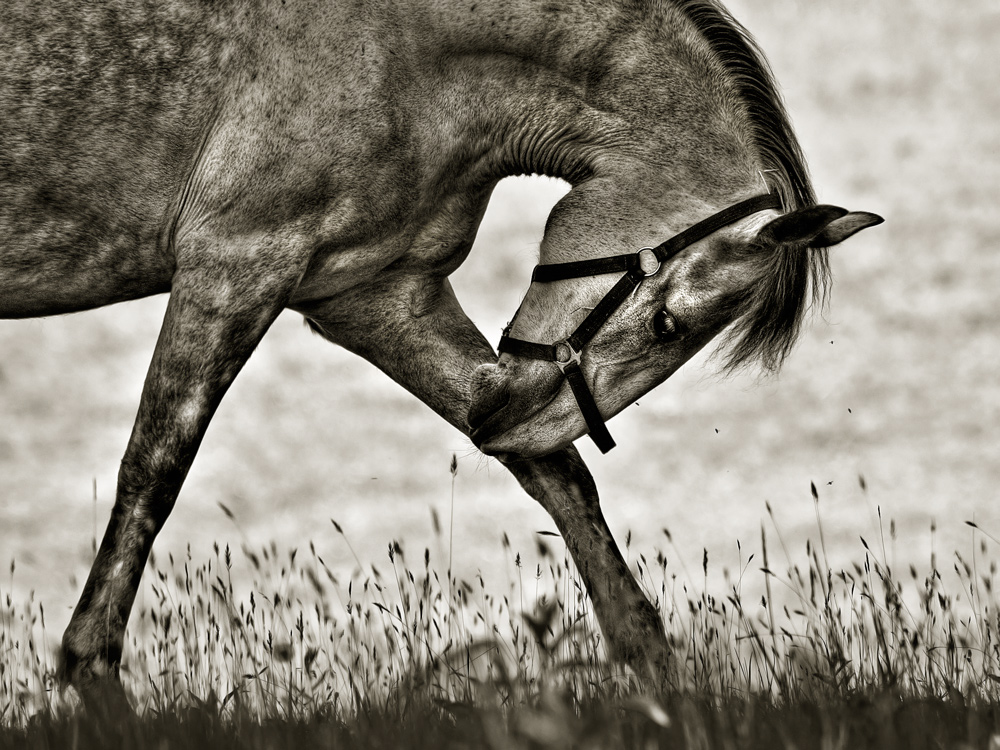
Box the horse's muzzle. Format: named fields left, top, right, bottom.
left=467, top=361, right=569, bottom=458
left=467, top=368, right=509, bottom=434
left=468, top=364, right=515, bottom=452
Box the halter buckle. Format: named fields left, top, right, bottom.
left=636, top=247, right=661, bottom=277
left=553, top=339, right=583, bottom=374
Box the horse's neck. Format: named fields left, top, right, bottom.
left=413, top=0, right=627, bottom=68
left=405, top=0, right=760, bottom=199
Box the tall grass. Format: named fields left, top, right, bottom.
left=3, top=474, right=1000, bottom=747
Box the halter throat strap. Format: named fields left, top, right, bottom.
left=498, top=193, right=781, bottom=453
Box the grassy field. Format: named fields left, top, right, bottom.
left=2, top=0, right=999, bottom=746
left=5, top=495, right=1000, bottom=747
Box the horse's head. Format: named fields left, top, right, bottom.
left=468, top=190, right=882, bottom=460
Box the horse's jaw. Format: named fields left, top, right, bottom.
left=468, top=361, right=590, bottom=460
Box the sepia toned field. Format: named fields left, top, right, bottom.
left=1, top=0, right=999, bottom=743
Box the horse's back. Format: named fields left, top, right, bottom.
left=0, top=0, right=261, bottom=316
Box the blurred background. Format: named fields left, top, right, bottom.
left=1, top=0, right=998, bottom=638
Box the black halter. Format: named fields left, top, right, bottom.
left=498, top=192, right=781, bottom=454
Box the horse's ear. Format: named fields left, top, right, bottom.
left=755, top=205, right=848, bottom=247
left=808, top=211, right=884, bottom=248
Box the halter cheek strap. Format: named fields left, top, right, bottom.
left=498, top=193, right=782, bottom=454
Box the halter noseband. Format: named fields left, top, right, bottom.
left=498, top=192, right=781, bottom=454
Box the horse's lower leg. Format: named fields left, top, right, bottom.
left=502, top=448, right=670, bottom=682
left=60, top=257, right=298, bottom=709
left=60, top=485, right=164, bottom=700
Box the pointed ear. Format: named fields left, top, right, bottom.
left=808, top=211, right=884, bottom=248
left=755, top=205, right=848, bottom=247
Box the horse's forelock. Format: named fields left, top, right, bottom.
left=718, top=243, right=830, bottom=374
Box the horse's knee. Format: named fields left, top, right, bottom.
left=115, top=452, right=182, bottom=533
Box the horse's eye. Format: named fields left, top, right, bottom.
left=654, top=309, right=679, bottom=341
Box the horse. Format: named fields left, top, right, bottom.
left=0, top=0, right=881, bottom=707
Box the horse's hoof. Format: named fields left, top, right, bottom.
left=73, top=678, right=134, bottom=724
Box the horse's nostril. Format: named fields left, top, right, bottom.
left=468, top=382, right=511, bottom=431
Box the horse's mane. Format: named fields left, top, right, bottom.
left=672, top=0, right=830, bottom=373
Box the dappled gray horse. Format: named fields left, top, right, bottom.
left=1, top=0, right=880, bottom=704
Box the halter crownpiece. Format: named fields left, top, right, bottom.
left=499, top=192, right=782, bottom=454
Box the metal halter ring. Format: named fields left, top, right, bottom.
left=553, top=339, right=583, bottom=374
left=636, top=247, right=661, bottom=277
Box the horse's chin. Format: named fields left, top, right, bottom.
left=471, top=418, right=578, bottom=462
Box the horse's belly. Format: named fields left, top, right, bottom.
left=0, top=158, right=185, bottom=316
left=0, top=230, right=174, bottom=318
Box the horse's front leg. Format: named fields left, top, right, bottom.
left=302, top=276, right=670, bottom=681
left=499, top=449, right=670, bottom=681
left=60, top=235, right=304, bottom=710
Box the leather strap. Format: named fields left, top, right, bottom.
left=564, top=361, right=615, bottom=452
left=498, top=336, right=555, bottom=360
left=532, top=254, right=635, bottom=282
left=651, top=193, right=780, bottom=264
left=566, top=272, right=644, bottom=351
left=528, top=194, right=781, bottom=282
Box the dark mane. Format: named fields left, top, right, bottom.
left=673, top=0, right=830, bottom=373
